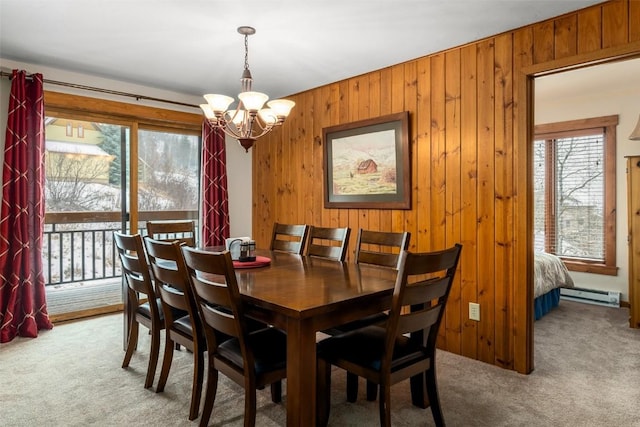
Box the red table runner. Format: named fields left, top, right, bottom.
left=233, top=256, right=271, bottom=269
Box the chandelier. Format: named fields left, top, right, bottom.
left=200, top=26, right=295, bottom=152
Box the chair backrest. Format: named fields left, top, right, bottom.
left=114, top=232, right=156, bottom=302
left=270, top=222, right=310, bottom=255
left=385, top=244, right=462, bottom=363
left=143, top=237, right=198, bottom=321
left=146, top=220, right=196, bottom=247
left=181, top=247, right=250, bottom=354
left=354, top=229, right=411, bottom=268
left=305, top=226, right=351, bottom=262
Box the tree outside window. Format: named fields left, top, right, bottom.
left=534, top=115, right=618, bottom=276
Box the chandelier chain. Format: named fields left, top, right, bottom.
left=244, top=34, right=250, bottom=71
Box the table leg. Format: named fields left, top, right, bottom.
left=286, top=318, right=317, bottom=426
left=410, top=372, right=429, bottom=408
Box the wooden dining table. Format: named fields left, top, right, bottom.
left=230, top=249, right=398, bottom=427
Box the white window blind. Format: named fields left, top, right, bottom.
left=534, top=132, right=605, bottom=262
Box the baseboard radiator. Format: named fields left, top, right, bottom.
left=560, top=287, right=621, bottom=308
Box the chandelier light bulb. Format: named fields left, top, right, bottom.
left=267, top=99, right=296, bottom=118
left=238, top=91, right=269, bottom=112
left=199, top=104, right=216, bottom=120
left=227, top=109, right=245, bottom=126
left=203, top=94, right=234, bottom=114
left=258, top=108, right=278, bottom=126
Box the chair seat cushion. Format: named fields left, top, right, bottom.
left=217, top=327, right=287, bottom=375
left=137, top=298, right=164, bottom=321
left=137, top=298, right=186, bottom=322
left=317, top=325, right=428, bottom=372
left=173, top=315, right=194, bottom=336
left=137, top=300, right=158, bottom=320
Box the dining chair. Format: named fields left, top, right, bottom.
left=305, top=226, right=351, bottom=262
left=316, top=244, right=463, bottom=427
left=335, top=228, right=411, bottom=401
left=354, top=228, right=411, bottom=268
left=182, top=246, right=287, bottom=427
left=114, top=232, right=163, bottom=389
left=270, top=222, right=310, bottom=255
left=146, top=220, right=196, bottom=247
left=143, top=236, right=204, bottom=421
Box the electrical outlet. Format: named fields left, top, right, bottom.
left=469, top=302, right=480, bottom=321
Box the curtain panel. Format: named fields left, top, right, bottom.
left=0, top=70, right=52, bottom=343
left=200, top=121, right=230, bottom=247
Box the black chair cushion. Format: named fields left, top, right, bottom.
left=137, top=298, right=164, bottom=321
left=137, top=300, right=157, bottom=320
left=137, top=298, right=187, bottom=322
left=171, top=315, right=207, bottom=348
left=217, top=327, right=287, bottom=375
left=173, top=315, right=194, bottom=336
left=317, top=325, right=428, bottom=372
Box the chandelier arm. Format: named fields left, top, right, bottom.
left=222, top=127, right=242, bottom=140
left=252, top=115, right=276, bottom=134
left=247, top=127, right=272, bottom=140
left=251, top=116, right=266, bottom=134
left=245, top=114, right=261, bottom=138
left=222, top=109, right=251, bottom=139
left=213, top=118, right=243, bottom=139
left=224, top=109, right=243, bottom=125
left=223, top=124, right=242, bottom=139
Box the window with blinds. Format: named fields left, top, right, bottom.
left=534, top=115, right=618, bottom=276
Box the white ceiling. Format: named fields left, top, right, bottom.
left=536, top=58, right=640, bottom=103
left=1, top=0, right=605, bottom=102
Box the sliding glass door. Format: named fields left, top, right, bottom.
left=136, top=128, right=200, bottom=230
left=42, top=117, right=130, bottom=318
left=42, top=114, right=201, bottom=320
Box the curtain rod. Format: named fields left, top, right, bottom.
left=0, top=70, right=200, bottom=109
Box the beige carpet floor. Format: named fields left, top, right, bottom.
left=1, top=300, right=639, bottom=426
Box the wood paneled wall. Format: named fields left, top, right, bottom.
left=252, top=0, right=640, bottom=373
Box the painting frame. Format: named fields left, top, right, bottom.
left=323, top=111, right=410, bottom=209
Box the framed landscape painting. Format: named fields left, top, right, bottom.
left=323, top=111, right=410, bottom=209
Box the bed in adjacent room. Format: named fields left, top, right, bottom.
left=534, top=251, right=574, bottom=320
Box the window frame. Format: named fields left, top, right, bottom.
left=534, top=115, right=618, bottom=276
left=44, top=91, right=203, bottom=233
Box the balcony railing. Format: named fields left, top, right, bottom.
left=43, top=210, right=198, bottom=286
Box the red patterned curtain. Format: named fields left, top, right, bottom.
left=0, top=70, right=52, bottom=343
left=201, top=121, right=230, bottom=247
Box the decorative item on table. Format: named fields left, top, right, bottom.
left=239, top=240, right=256, bottom=262
left=225, top=237, right=251, bottom=261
